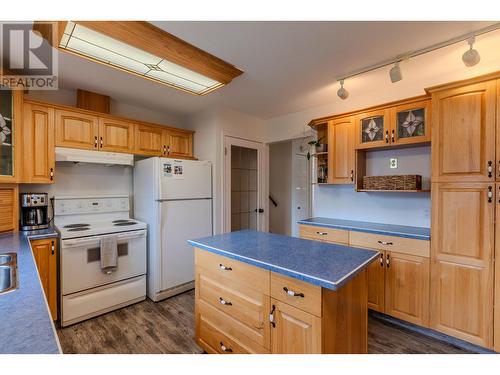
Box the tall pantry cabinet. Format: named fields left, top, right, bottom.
left=429, top=75, right=499, bottom=350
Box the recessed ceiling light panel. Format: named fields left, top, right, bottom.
left=59, top=21, right=223, bottom=95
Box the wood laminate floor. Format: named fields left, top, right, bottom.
left=57, top=290, right=474, bottom=354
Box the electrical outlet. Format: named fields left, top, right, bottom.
left=389, top=158, right=398, bottom=169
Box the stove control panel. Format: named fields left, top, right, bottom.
left=54, top=196, right=129, bottom=215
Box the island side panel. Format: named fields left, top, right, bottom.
left=322, top=269, right=368, bottom=354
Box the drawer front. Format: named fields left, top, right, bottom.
left=270, top=272, right=322, bottom=317
left=197, top=299, right=269, bottom=353
left=198, top=272, right=270, bottom=348
left=299, top=224, right=349, bottom=244
left=195, top=248, right=270, bottom=294
left=349, top=231, right=430, bottom=257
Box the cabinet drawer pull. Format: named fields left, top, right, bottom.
left=283, top=287, right=304, bottom=298
left=316, top=231, right=328, bottom=236
left=220, top=342, right=233, bottom=353
left=488, top=161, right=493, bottom=178
left=379, top=253, right=384, bottom=267
left=386, top=254, right=390, bottom=268
left=269, top=304, right=276, bottom=327
left=219, top=263, right=232, bottom=271
left=219, top=297, right=232, bottom=306
left=377, top=240, right=393, bottom=246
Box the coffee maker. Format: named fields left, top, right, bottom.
left=20, top=193, right=49, bottom=231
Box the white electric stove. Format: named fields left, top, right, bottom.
left=54, top=195, right=147, bottom=327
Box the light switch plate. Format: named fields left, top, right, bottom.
left=389, top=158, right=398, bottom=169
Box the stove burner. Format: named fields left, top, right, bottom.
left=112, top=219, right=132, bottom=223
left=67, top=227, right=91, bottom=232
left=114, top=222, right=136, bottom=226
left=63, top=223, right=90, bottom=228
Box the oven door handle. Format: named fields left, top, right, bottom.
left=62, top=237, right=101, bottom=247
left=115, top=230, right=146, bottom=240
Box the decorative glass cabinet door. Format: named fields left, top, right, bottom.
left=356, top=109, right=391, bottom=149
left=0, top=86, right=14, bottom=179
left=390, top=99, right=431, bottom=146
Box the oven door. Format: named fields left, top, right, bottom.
left=61, top=229, right=147, bottom=295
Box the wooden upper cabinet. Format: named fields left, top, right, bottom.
left=495, top=183, right=500, bottom=352
left=270, top=298, right=322, bottom=354
left=55, top=109, right=99, bottom=150
left=497, top=79, right=500, bottom=182
left=355, top=108, right=391, bottom=149
left=431, top=80, right=496, bottom=183
left=31, top=238, right=58, bottom=320
left=328, top=117, right=354, bottom=184
left=0, top=184, right=18, bottom=232
left=0, top=89, right=22, bottom=183
left=98, top=117, right=134, bottom=153
left=385, top=251, right=429, bottom=327
left=165, top=129, right=193, bottom=158
left=134, top=123, right=165, bottom=156
left=23, top=103, right=55, bottom=183
left=430, top=182, right=494, bottom=348
left=390, top=99, right=431, bottom=146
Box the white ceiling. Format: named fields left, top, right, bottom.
left=52, top=21, right=495, bottom=120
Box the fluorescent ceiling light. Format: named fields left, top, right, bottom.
left=58, top=22, right=224, bottom=95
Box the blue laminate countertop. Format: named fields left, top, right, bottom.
left=0, top=228, right=61, bottom=354
left=298, top=217, right=430, bottom=240
left=188, top=230, right=378, bottom=291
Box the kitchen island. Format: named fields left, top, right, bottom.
left=188, top=230, right=378, bottom=354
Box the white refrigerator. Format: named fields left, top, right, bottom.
left=134, top=157, right=213, bottom=301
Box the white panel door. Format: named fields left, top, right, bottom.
left=158, top=158, right=212, bottom=200
left=160, top=199, right=212, bottom=291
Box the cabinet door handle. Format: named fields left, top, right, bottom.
left=219, top=297, right=232, bottom=306
left=219, top=263, right=232, bottom=271
left=488, top=186, right=493, bottom=203
left=283, top=287, right=304, bottom=298
left=51, top=241, right=55, bottom=255
left=49, top=168, right=54, bottom=181
left=350, top=170, right=354, bottom=182
left=100, top=137, right=103, bottom=148
left=269, top=304, right=276, bottom=327
left=391, top=129, right=395, bottom=143
left=163, top=145, right=167, bottom=155
left=386, top=254, right=390, bottom=268
left=220, top=342, right=233, bottom=353
left=94, top=136, right=98, bottom=148
left=379, top=253, right=384, bottom=267
left=377, top=240, right=393, bottom=246
left=316, top=231, right=328, bottom=236
left=488, top=161, right=493, bottom=178
left=385, top=130, right=389, bottom=143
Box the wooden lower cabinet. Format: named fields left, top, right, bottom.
left=366, top=252, right=385, bottom=312
left=384, top=251, right=429, bottom=326
left=30, top=238, right=58, bottom=320
left=430, top=182, right=494, bottom=348
left=194, top=248, right=368, bottom=354
left=270, top=299, right=322, bottom=354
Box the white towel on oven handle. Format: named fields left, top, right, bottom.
left=100, top=236, right=118, bottom=274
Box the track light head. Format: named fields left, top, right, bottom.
left=462, top=36, right=481, bottom=67
left=337, top=79, right=349, bottom=100
left=389, top=62, right=403, bottom=83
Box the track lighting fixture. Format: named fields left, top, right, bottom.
left=389, top=62, right=403, bottom=83
left=337, top=80, right=349, bottom=100
left=462, top=36, right=481, bottom=67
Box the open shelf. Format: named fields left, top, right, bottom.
left=356, top=189, right=430, bottom=193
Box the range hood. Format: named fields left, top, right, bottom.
left=55, top=147, right=134, bottom=166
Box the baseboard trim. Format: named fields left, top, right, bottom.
left=369, top=310, right=496, bottom=354
left=152, top=281, right=195, bottom=302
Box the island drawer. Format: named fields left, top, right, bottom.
left=197, top=271, right=270, bottom=347
left=349, top=231, right=430, bottom=258
left=195, top=248, right=270, bottom=294
left=299, top=224, right=349, bottom=244
left=197, top=299, right=270, bottom=353
left=270, top=272, right=322, bottom=317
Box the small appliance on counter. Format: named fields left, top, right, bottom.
left=20, top=193, right=49, bottom=231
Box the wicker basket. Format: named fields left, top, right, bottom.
left=363, top=175, right=422, bottom=190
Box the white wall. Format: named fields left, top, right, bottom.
left=269, top=141, right=292, bottom=235
left=264, top=29, right=500, bottom=228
